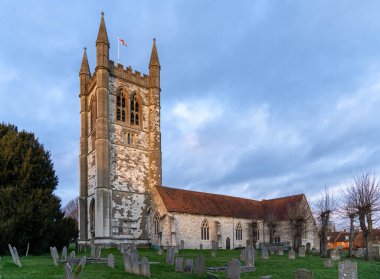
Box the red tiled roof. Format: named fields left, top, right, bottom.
left=157, top=186, right=304, bottom=220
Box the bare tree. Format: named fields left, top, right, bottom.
left=63, top=198, right=78, bottom=227
left=341, top=201, right=357, bottom=257
left=287, top=197, right=312, bottom=251
left=313, top=186, right=338, bottom=257
left=344, top=170, right=380, bottom=260
left=265, top=211, right=278, bottom=244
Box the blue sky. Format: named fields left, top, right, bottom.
left=1, top=0, right=380, bottom=209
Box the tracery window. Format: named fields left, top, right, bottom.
left=154, top=213, right=160, bottom=235
left=236, top=223, right=242, bottom=240
left=90, top=97, right=97, bottom=132
left=130, top=93, right=140, bottom=126
left=201, top=219, right=209, bottom=240
left=116, top=91, right=126, bottom=122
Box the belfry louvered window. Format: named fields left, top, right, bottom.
left=117, top=91, right=126, bottom=122
left=130, top=93, right=140, bottom=126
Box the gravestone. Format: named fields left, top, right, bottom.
left=211, top=250, right=216, bottom=257
left=298, top=246, right=306, bottom=258
left=246, top=247, right=254, bottom=267
left=158, top=247, right=163, bottom=255
left=246, top=239, right=252, bottom=247
left=25, top=243, right=29, bottom=257
left=227, top=259, right=241, bottom=279
left=62, top=246, right=67, bottom=261
left=212, top=240, right=218, bottom=251
left=95, top=246, right=102, bottom=259
left=194, top=255, right=205, bottom=275
left=123, top=253, right=133, bottom=273
left=107, top=254, right=115, bottom=268
left=180, top=240, right=184, bottom=249
left=64, top=263, right=73, bottom=279
left=338, top=260, right=357, bottom=279
left=324, top=259, right=334, bottom=268
left=277, top=247, right=284, bottom=256
left=261, top=276, right=272, bottom=279
left=261, top=248, right=268, bottom=260
left=90, top=245, right=95, bottom=258
left=68, top=251, right=76, bottom=267
left=12, top=247, right=22, bottom=267
left=166, top=247, right=175, bottom=265
left=131, top=252, right=140, bottom=274
left=294, top=269, right=313, bottom=279
left=8, top=244, right=16, bottom=265
left=354, top=248, right=364, bottom=258
left=175, top=257, right=184, bottom=272
left=184, top=258, right=193, bottom=273
left=306, top=242, right=311, bottom=253
left=288, top=249, right=295, bottom=259
left=200, top=243, right=203, bottom=250
left=330, top=250, right=341, bottom=261
left=50, top=247, right=58, bottom=266
left=140, top=257, right=150, bottom=277
left=240, top=249, right=246, bottom=262
left=74, top=256, right=87, bottom=277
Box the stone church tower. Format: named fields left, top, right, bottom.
left=78, top=13, right=162, bottom=246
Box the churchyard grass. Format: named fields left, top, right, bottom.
left=1, top=247, right=379, bottom=278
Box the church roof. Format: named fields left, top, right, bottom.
left=157, top=186, right=304, bottom=220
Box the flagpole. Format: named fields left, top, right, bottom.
left=117, top=37, right=120, bottom=64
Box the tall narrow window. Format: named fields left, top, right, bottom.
left=154, top=213, right=160, bottom=235
left=91, top=98, right=96, bottom=132
left=130, top=93, right=140, bottom=127
left=201, top=219, right=209, bottom=240
left=116, top=91, right=126, bottom=122
left=236, top=223, right=242, bottom=240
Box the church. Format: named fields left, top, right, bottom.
left=78, top=13, right=319, bottom=250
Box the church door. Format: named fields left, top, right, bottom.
left=226, top=237, right=231, bottom=250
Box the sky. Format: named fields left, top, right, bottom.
left=1, top=0, right=380, bottom=211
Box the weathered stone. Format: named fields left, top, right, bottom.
left=240, top=249, right=246, bottom=262
left=194, top=255, right=205, bottom=275
left=338, top=260, right=357, bottom=279
left=74, top=256, right=86, bottom=276
left=90, top=245, right=95, bottom=258
left=261, top=248, right=268, bottom=260
left=166, top=247, right=175, bottom=265
left=131, top=252, right=140, bottom=274
left=306, top=242, right=311, bottom=253
left=354, top=248, right=364, bottom=258
left=123, top=253, right=133, bottom=273
left=12, top=247, right=22, bottom=267
left=107, top=254, right=115, bottom=268
left=62, top=246, right=68, bottom=261
left=212, top=240, right=218, bottom=251
left=180, top=240, right=184, bottom=249
left=246, top=247, right=255, bottom=266
left=175, top=257, right=184, bottom=272
left=140, top=257, right=150, bottom=277
left=68, top=251, right=76, bottom=267
left=324, top=259, right=334, bottom=268
left=184, top=258, right=193, bottom=273
left=50, top=247, right=58, bottom=266
left=25, top=243, right=29, bottom=257
left=277, top=247, right=284, bottom=256
left=64, top=263, right=73, bottom=279
left=288, top=250, right=295, bottom=259
left=298, top=246, right=306, bottom=258
left=8, top=244, right=16, bottom=265
left=227, top=259, right=241, bottom=279
left=95, top=246, right=102, bottom=259
left=330, top=250, right=341, bottom=261
left=294, top=269, right=313, bottom=279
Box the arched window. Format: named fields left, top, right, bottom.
left=201, top=219, right=209, bottom=240
left=154, top=213, right=160, bottom=235
left=90, top=97, right=96, bottom=132
left=116, top=90, right=126, bottom=122
left=236, top=223, right=242, bottom=240
left=130, top=93, right=140, bottom=126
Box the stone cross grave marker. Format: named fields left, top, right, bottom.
left=184, top=258, right=193, bottom=273
left=194, top=255, right=205, bottom=275
left=294, top=269, right=313, bottom=279
left=140, top=257, right=150, bottom=277
left=338, top=260, right=357, bottom=279
left=288, top=249, right=295, bottom=259
left=180, top=240, right=184, bottom=249
left=261, top=247, right=268, bottom=260
left=107, top=254, right=115, bottom=268
left=324, top=259, right=334, bottom=268
left=298, top=246, right=306, bottom=258
left=175, top=257, right=183, bottom=272
left=166, top=247, right=175, bottom=265
left=227, top=259, right=241, bottom=279
left=131, top=252, right=140, bottom=275
left=68, top=251, right=76, bottom=267
left=246, top=247, right=254, bottom=267
left=62, top=246, right=67, bottom=262
left=123, top=253, right=133, bottom=273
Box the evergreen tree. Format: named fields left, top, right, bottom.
left=0, top=123, right=77, bottom=255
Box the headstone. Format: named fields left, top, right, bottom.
left=95, top=246, right=102, bottom=259
left=140, top=257, right=150, bottom=277
left=90, top=245, right=95, bottom=258
left=184, top=258, right=193, bottom=273
left=306, top=242, right=311, bottom=253
left=246, top=247, right=254, bottom=267
left=330, top=250, right=341, bottom=261
left=25, top=243, right=29, bottom=257
left=277, top=247, right=284, bottom=256
left=158, top=247, right=163, bottom=255
left=107, top=254, right=115, bottom=268
left=211, top=250, right=216, bottom=257
left=180, top=240, right=184, bottom=249
left=68, top=251, right=76, bottom=267
left=131, top=252, right=140, bottom=274
left=194, top=255, right=205, bottom=275
left=212, top=240, right=218, bottom=251
left=354, top=248, right=364, bottom=258
left=62, top=246, right=68, bottom=261
left=8, top=244, right=16, bottom=264
left=246, top=239, right=252, bottom=247
left=294, top=269, right=313, bottom=279
left=12, top=247, right=22, bottom=267
left=324, top=259, right=334, bottom=268
left=123, top=253, right=133, bottom=273
left=288, top=249, right=295, bottom=259
left=74, top=256, right=87, bottom=277
left=338, top=260, right=357, bottom=279
left=166, top=247, right=175, bottom=265
left=261, top=248, right=268, bottom=260
left=64, top=263, right=73, bottom=279
left=240, top=249, right=246, bottom=262
left=227, top=259, right=241, bottom=279
left=175, top=257, right=184, bottom=272
left=200, top=243, right=203, bottom=250
left=298, top=246, right=306, bottom=258
left=50, top=247, right=58, bottom=266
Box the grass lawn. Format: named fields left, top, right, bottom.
left=1, top=247, right=379, bottom=278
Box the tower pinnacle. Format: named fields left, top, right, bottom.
left=96, top=12, right=109, bottom=46
left=149, top=38, right=160, bottom=68
left=79, top=47, right=91, bottom=76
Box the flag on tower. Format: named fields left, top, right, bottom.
left=119, top=37, right=127, bottom=47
